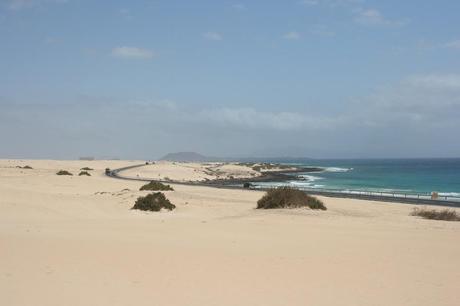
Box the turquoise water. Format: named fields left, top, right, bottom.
left=256, top=159, right=460, bottom=197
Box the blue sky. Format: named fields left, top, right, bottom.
left=1, top=0, right=460, bottom=159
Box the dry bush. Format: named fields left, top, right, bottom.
left=257, top=187, right=326, bottom=210
left=411, top=207, right=460, bottom=221
left=56, top=170, right=73, bottom=176
left=140, top=181, right=174, bottom=191
left=132, top=192, right=176, bottom=211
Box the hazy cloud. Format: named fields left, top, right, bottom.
left=196, top=108, right=337, bottom=131
left=232, top=3, right=246, bottom=10
left=405, top=74, right=460, bottom=90
left=203, top=31, right=223, bottom=41
left=6, top=0, right=67, bottom=10
left=353, top=74, right=460, bottom=127
left=2, top=73, right=460, bottom=158
left=444, top=40, right=460, bottom=50
left=111, top=46, right=154, bottom=60
left=283, top=31, right=301, bottom=40
left=43, top=36, right=61, bottom=44
left=300, top=0, right=363, bottom=8
left=353, top=8, right=407, bottom=26
left=309, top=24, right=335, bottom=37
left=299, top=0, right=319, bottom=5
left=119, top=8, right=132, bottom=20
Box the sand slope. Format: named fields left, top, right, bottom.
left=1, top=160, right=459, bottom=306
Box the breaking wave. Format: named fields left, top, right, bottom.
left=323, top=167, right=353, bottom=173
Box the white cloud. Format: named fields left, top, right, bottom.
left=353, top=8, right=407, bottom=26
left=203, top=31, right=223, bottom=41
left=7, top=0, right=67, bottom=10
left=111, top=46, right=154, bottom=60
left=283, top=31, right=301, bottom=40
left=444, top=40, right=460, bottom=50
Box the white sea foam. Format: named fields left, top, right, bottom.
left=438, top=192, right=460, bottom=197
left=297, top=174, right=323, bottom=182
left=288, top=181, right=325, bottom=189
left=324, top=167, right=353, bottom=173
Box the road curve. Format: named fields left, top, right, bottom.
left=105, top=163, right=460, bottom=208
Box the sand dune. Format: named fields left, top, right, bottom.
left=1, top=159, right=459, bottom=306
left=121, top=160, right=260, bottom=181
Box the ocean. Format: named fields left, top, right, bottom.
left=252, top=158, right=460, bottom=198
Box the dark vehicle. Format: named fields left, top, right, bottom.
left=105, top=168, right=111, bottom=175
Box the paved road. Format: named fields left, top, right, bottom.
left=106, top=163, right=460, bottom=208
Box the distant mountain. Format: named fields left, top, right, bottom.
left=160, top=152, right=218, bottom=162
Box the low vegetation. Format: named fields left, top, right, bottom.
left=132, top=192, right=176, bottom=211
left=80, top=167, right=93, bottom=171
left=252, top=163, right=292, bottom=172
left=257, top=187, right=326, bottom=210
left=237, top=162, right=292, bottom=172
left=411, top=207, right=460, bottom=221
left=56, top=170, right=73, bottom=176
left=140, top=181, right=174, bottom=191
left=78, top=171, right=91, bottom=176
left=16, top=165, right=33, bottom=169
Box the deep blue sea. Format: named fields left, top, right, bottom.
left=254, top=158, right=460, bottom=197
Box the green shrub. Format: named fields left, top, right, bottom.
left=80, top=167, right=93, bottom=171
left=132, top=192, right=176, bottom=211
left=78, top=171, right=91, bottom=176
left=411, top=207, right=460, bottom=221
left=56, top=170, right=73, bottom=176
left=140, top=181, right=174, bottom=191
left=257, top=187, right=326, bottom=210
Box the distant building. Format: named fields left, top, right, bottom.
left=79, top=157, right=95, bottom=161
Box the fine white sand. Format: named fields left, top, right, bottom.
left=1, top=159, right=459, bottom=306
left=121, top=161, right=260, bottom=181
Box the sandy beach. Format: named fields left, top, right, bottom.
left=1, top=159, right=459, bottom=306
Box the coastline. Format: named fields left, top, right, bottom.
left=109, top=162, right=460, bottom=207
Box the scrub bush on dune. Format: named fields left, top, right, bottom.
left=411, top=207, right=460, bottom=221
left=257, top=187, right=326, bottom=210
left=56, top=170, right=73, bottom=176
left=16, top=165, right=33, bottom=169
left=132, top=192, right=176, bottom=212
left=139, top=181, right=174, bottom=191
